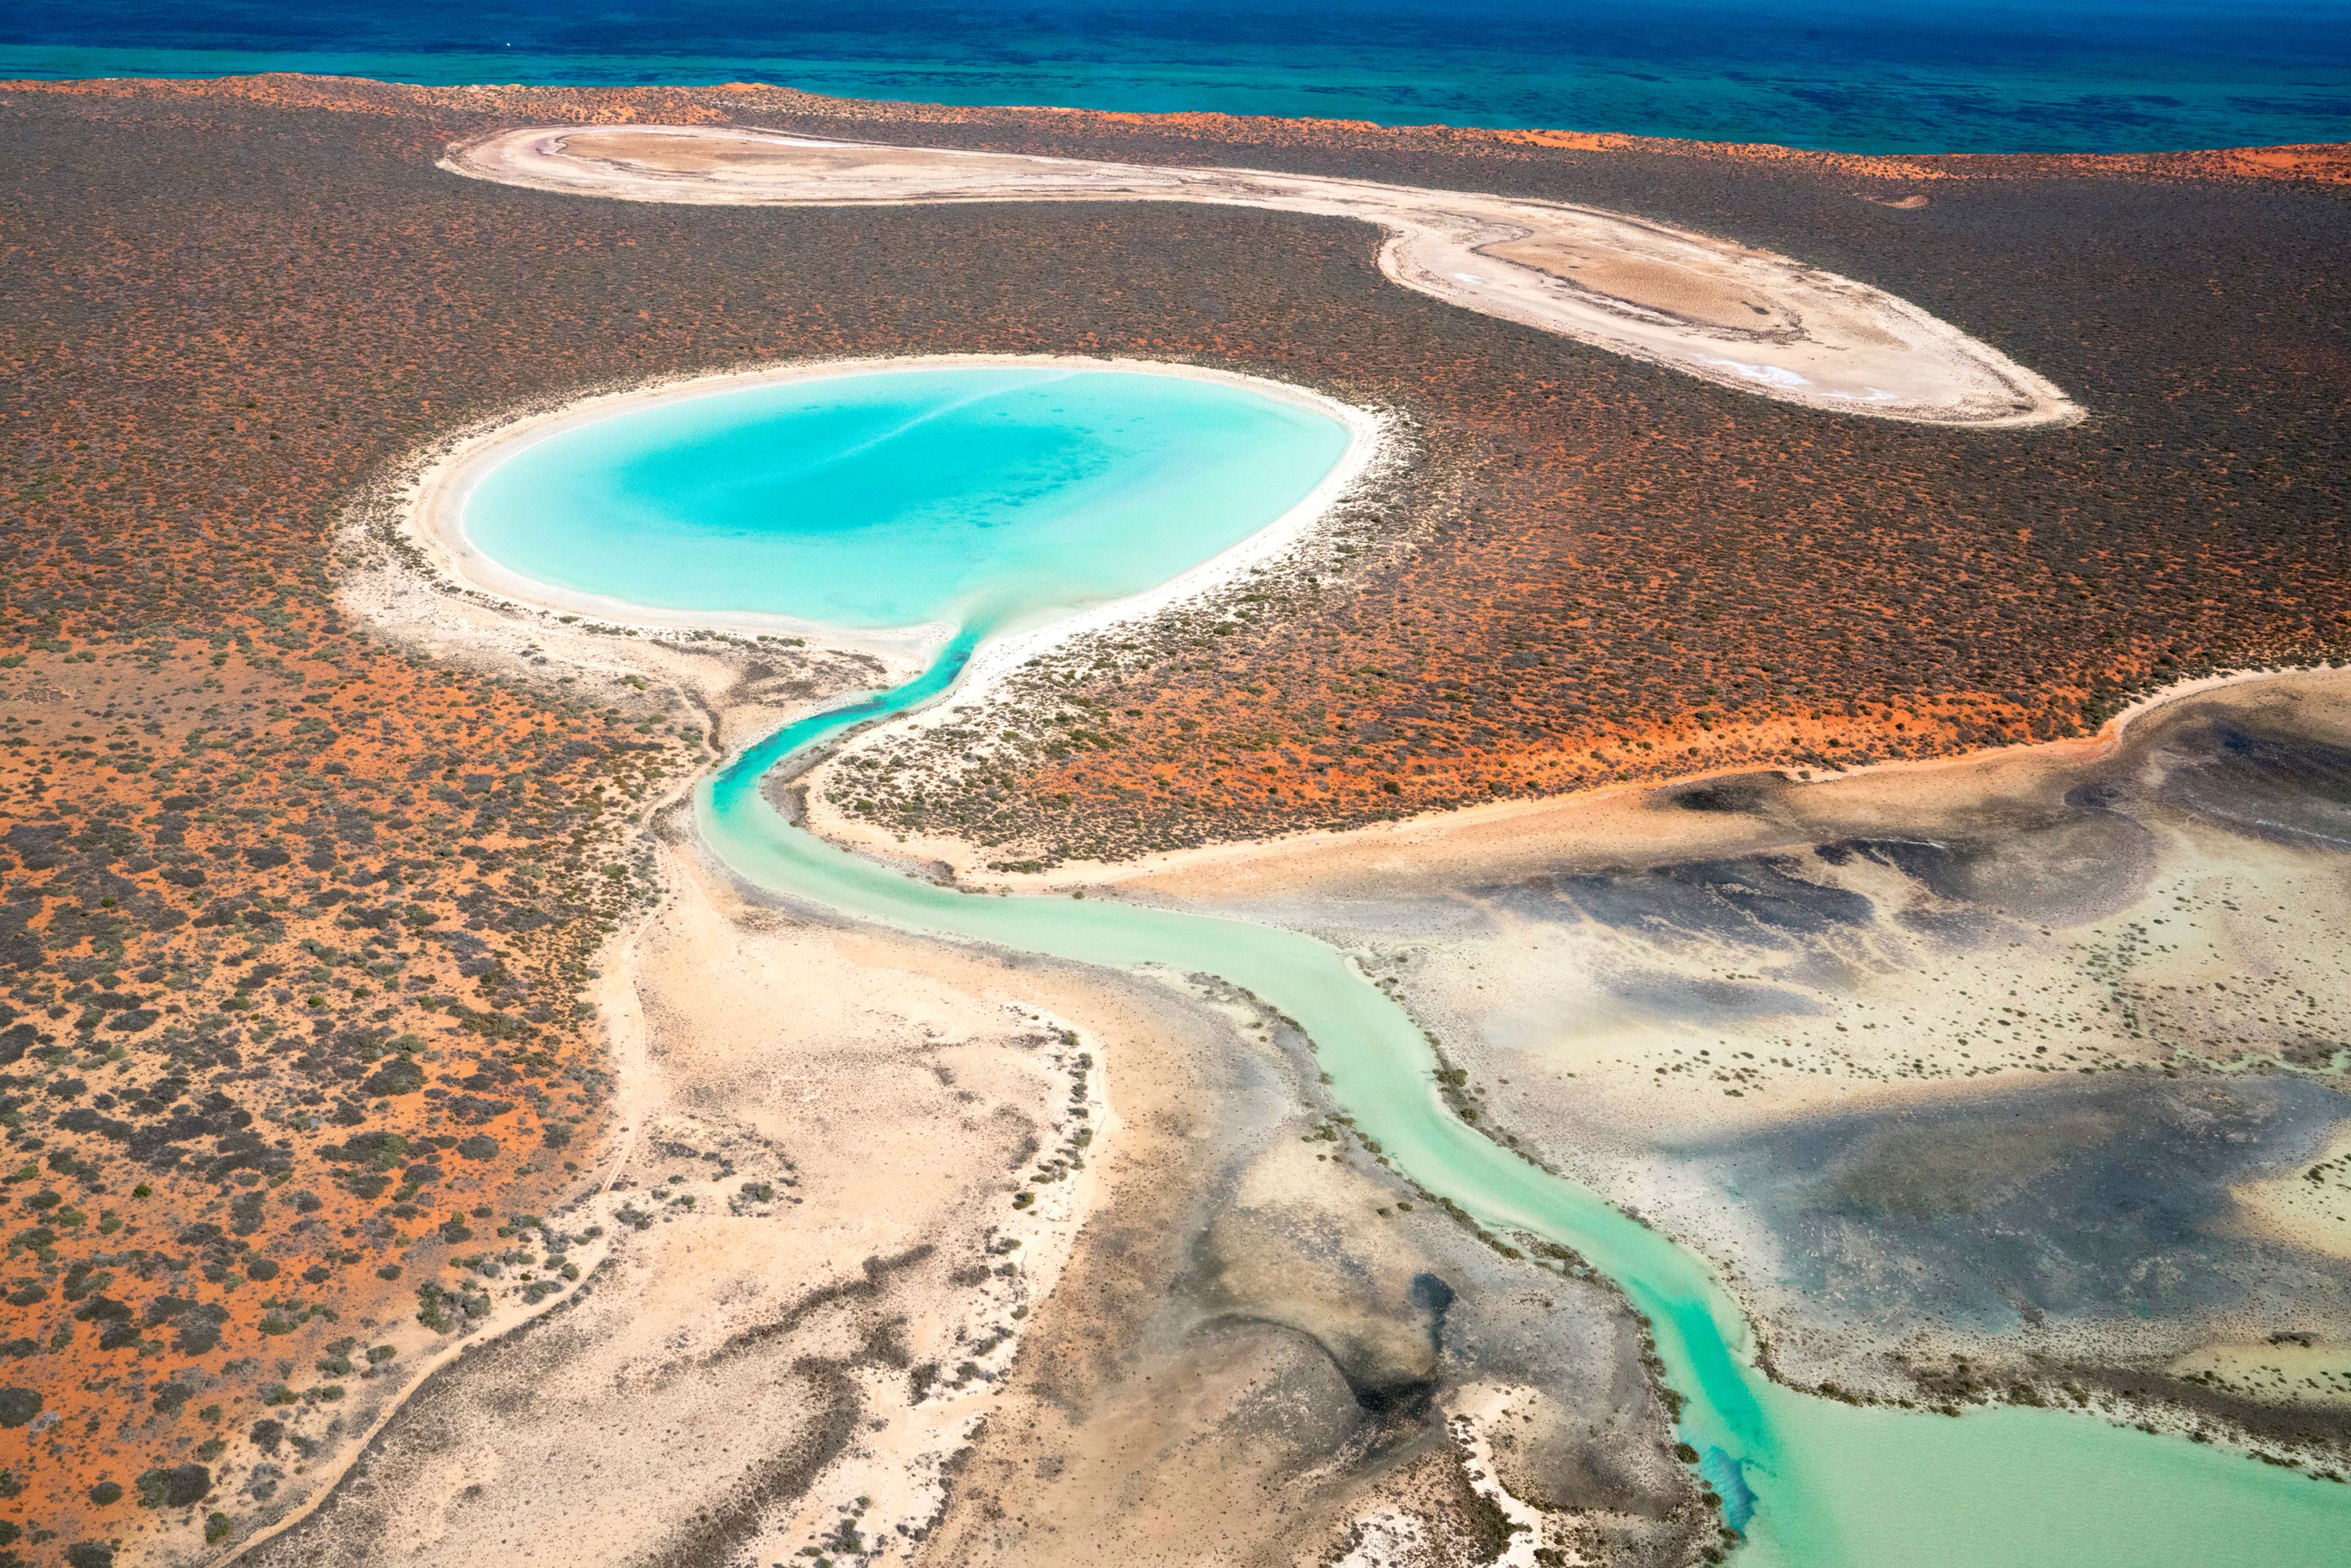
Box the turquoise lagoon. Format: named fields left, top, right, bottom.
left=463, top=363, right=2351, bottom=1566
left=461, top=364, right=1354, bottom=636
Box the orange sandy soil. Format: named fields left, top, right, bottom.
left=0, top=634, right=685, bottom=1561
left=0, top=74, right=739, bottom=1559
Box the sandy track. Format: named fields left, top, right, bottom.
left=442, top=124, right=2082, bottom=429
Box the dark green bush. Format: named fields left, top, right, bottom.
left=362, top=1058, right=424, bottom=1097
left=135, top=1463, right=209, bottom=1508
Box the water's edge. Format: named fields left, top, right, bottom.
left=695, top=646, right=2351, bottom=1568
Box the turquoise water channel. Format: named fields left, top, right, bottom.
left=479, top=364, right=2351, bottom=1565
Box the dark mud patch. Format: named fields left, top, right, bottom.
left=1813, top=808, right=2156, bottom=929
left=2152, top=719, right=2351, bottom=853
left=1492, top=855, right=1874, bottom=944
left=1684, top=1075, right=2351, bottom=1338
left=1608, top=972, right=1824, bottom=1023
left=1658, top=773, right=1788, bottom=817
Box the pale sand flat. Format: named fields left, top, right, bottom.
left=443, top=124, right=2083, bottom=430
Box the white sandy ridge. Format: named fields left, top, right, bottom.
left=444, top=123, right=2084, bottom=430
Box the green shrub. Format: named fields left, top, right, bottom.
left=362, top=1058, right=425, bottom=1096
left=135, top=1463, right=209, bottom=1508
left=415, top=1281, right=454, bottom=1332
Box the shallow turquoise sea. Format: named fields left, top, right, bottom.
left=462, top=363, right=2351, bottom=1566
left=8, top=0, right=2350, bottom=153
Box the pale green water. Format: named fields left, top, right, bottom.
left=471, top=363, right=2349, bottom=1564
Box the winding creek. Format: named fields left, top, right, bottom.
left=461, top=361, right=2349, bottom=1566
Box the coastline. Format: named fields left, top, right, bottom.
left=11, top=73, right=2351, bottom=187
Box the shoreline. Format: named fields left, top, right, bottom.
left=397, top=354, right=2350, bottom=927
left=359, top=421, right=2351, bottom=1552
left=9, top=73, right=2341, bottom=1568
left=801, top=659, right=2351, bottom=896
left=444, top=125, right=2083, bottom=430
left=405, top=350, right=1394, bottom=762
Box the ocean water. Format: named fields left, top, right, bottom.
left=461, top=365, right=1352, bottom=635
left=7, top=0, right=2350, bottom=154
left=453, top=356, right=2351, bottom=1562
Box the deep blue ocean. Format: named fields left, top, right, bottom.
left=5, top=0, right=2348, bottom=154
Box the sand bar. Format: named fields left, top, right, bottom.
left=444, top=124, right=2083, bottom=429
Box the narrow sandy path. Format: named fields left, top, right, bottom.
left=442, top=124, right=2082, bottom=429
